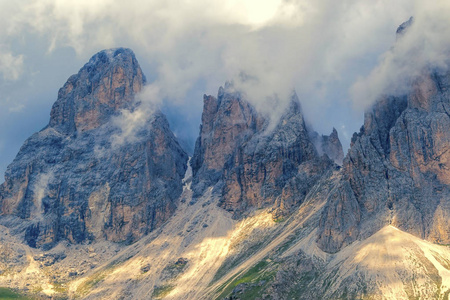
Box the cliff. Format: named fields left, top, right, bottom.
left=0, top=48, right=188, bottom=249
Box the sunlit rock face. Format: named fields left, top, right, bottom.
left=191, top=84, right=266, bottom=196
left=318, top=18, right=450, bottom=253
left=317, top=69, right=450, bottom=253
left=191, top=84, right=340, bottom=218
left=0, top=48, right=188, bottom=249
left=50, top=48, right=145, bottom=134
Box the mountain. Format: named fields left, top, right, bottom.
left=0, top=48, right=188, bottom=249
left=316, top=70, right=450, bottom=254
left=0, top=19, right=449, bottom=300
left=191, top=83, right=339, bottom=219
left=309, top=127, right=345, bottom=166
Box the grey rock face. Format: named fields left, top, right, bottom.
left=317, top=70, right=450, bottom=253
left=0, top=48, right=188, bottom=249
left=50, top=48, right=146, bottom=134
left=321, top=128, right=345, bottom=165
left=310, top=127, right=344, bottom=165
left=191, top=84, right=266, bottom=198
left=191, top=85, right=336, bottom=217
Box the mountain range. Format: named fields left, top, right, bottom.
left=0, top=20, right=449, bottom=299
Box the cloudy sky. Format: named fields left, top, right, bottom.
left=0, top=0, right=449, bottom=179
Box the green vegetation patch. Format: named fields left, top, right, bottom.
left=76, top=256, right=131, bottom=295
left=215, top=260, right=277, bottom=300
left=273, top=217, right=285, bottom=223
left=51, top=281, right=69, bottom=294
left=212, top=239, right=268, bottom=284
left=76, top=271, right=109, bottom=296
left=161, top=258, right=188, bottom=281
left=152, top=285, right=174, bottom=299
left=0, top=287, right=30, bottom=300
left=276, top=234, right=298, bottom=255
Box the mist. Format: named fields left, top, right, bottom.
left=351, top=2, right=450, bottom=109
left=1, top=0, right=449, bottom=176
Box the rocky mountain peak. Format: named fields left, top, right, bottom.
left=49, top=47, right=146, bottom=134
left=2, top=19, right=450, bottom=298
left=192, top=85, right=335, bottom=218
left=396, top=16, right=414, bottom=38
left=317, top=68, right=450, bottom=253
left=0, top=49, right=187, bottom=249
left=191, top=85, right=265, bottom=194
left=309, top=126, right=345, bottom=166
left=315, top=19, right=450, bottom=254
left=322, top=127, right=344, bottom=165
left=408, top=71, right=450, bottom=113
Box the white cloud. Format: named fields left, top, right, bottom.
left=8, top=104, right=25, bottom=113
left=0, top=49, right=24, bottom=81
left=110, top=84, right=162, bottom=148
left=32, top=171, right=54, bottom=219
left=350, top=0, right=450, bottom=110
left=1, top=0, right=449, bottom=158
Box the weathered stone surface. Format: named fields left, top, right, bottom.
left=317, top=69, right=450, bottom=253
left=191, top=84, right=336, bottom=217
left=50, top=48, right=145, bottom=134
left=322, top=128, right=344, bottom=165
left=191, top=83, right=266, bottom=198
left=317, top=20, right=450, bottom=252
left=0, top=48, right=188, bottom=249
left=310, top=127, right=344, bottom=165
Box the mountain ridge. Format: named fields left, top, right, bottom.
left=0, top=18, right=449, bottom=299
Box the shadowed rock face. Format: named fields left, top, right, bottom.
left=310, top=128, right=345, bottom=165
left=317, top=70, right=450, bottom=253
left=191, top=84, right=337, bottom=217
left=0, top=48, right=188, bottom=249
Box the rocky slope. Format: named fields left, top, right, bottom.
left=316, top=70, right=450, bottom=253
left=0, top=48, right=188, bottom=249
left=191, top=83, right=340, bottom=218
left=316, top=17, right=450, bottom=254
left=3, top=177, right=450, bottom=299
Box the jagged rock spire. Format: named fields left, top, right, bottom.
left=49, top=48, right=146, bottom=134
left=191, top=85, right=335, bottom=217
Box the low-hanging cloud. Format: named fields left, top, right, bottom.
left=2, top=0, right=412, bottom=100
left=110, top=84, right=163, bottom=149
left=31, top=171, right=54, bottom=220
left=350, top=0, right=450, bottom=110
left=0, top=47, right=24, bottom=81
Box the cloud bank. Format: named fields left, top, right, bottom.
left=351, top=1, right=450, bottom=110
left=0, top=0, right=449, bottom=175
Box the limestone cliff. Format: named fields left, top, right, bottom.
left=191, top=84, right=338, bottom=218
left=317, top=70, right=450, bottom=253
left=309, top=127, right=345, bottom=165
left=50, top=48, right=145, bottom=134
left=0, top=48, right=188, bottom=249
left=2, top=17, right=450, bottom=299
